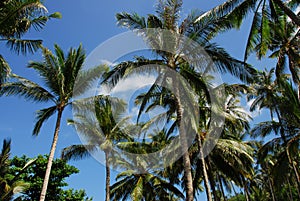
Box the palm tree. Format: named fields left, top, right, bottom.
left=0, top=44, right=107, bottom=201
left=251, top=79, right=300, bottom=197
left=191, top=85, right=253, bottom=201
left=0, top=0, right=61, bottom=54
left=0, top=139, right=35, bottom=201
left=202, top=0, right=299, bottom=61
left=62, top=95, right=130, bottom=201
left=248, top=68, right=280, bottom=120
left=110, top=130, right=185, bottom=201
left=0, top=0, right=61, bottom=85
left=266, top=13, right=300, bottom=97
left=104, top=1, right=255, bottom=200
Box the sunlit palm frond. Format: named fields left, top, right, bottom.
left=0, top=55, right=10, bottom=86
left=0, top=74, right=55, bottom=103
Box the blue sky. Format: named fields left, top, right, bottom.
left=0, top=0, right=277, bottom=200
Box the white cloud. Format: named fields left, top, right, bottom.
left=108, top=74, right=157, bottom=101
left=100, top=59, right=119, bottom=67
left=245, top=99, right=260, bottom=118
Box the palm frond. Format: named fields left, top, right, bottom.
left=0, top=74, right=56, bottom=103
left=204, top=43, right=256, bottom=83
left=33, top=106, right=57, bottom=136
left=61, top=144, right=97, bottom=161
left=116, top=12, right=146, bottom=30
left=0, top=55, right=10, bottom=86
left=6, top=38, right=42, bottom=54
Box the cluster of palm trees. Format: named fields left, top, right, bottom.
left=0, top=0, right=299, bottom=200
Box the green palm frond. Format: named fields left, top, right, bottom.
left=0, top=139, right=11, bottom=176
left=61, top=145, right=97, bottom=161
left=116, top=12, right=146, bottom=30
left=131, top=177, right=143, bottom=201
left=6, top=38, right=42, bottom=54
left=204, top=43, right=256, bottom=83
left=191, top=9, right=236, bottom=42
left=33, top=106, right=57, bottom=136
left=244, top=4, right=262, bottom=61
left=0, top=74, right=55, bottom=103
left=155, top=0, right=182, bottom=30
left=0, top=55, right=10, bottom=86
left=251, top=121, right=282, bottom=138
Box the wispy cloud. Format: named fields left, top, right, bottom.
left=107, top=75, right=156, bottom=101
left=100, top=59, right=119, bottom=67
left=245, top=99, right=260, bottom=118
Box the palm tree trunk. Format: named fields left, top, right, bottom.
left=105, top=150, right=110, bottom=201
left=268, top=177, right=276, bottom=201
left=39, top=108, right=63, bottom=201
left=206, top=158, right=220, bottom=201
left=197, top=134, right=213, bottom=201
left=272, top=0, right=300, bottom=26
left=174, top=88, right=194, bottom=201
left=286, top=147, right=300, bottom=198
left=170, top=57, right=194, bottom=201
left=243, top=179, right=250, bottom=201
left=218, top=174, right=227, bottom=201
left=286, top=178, right=294, bottom=201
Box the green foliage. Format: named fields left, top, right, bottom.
left=0, top=0, right=61, bottom=54
left=8, top=155, right=92, bottom=201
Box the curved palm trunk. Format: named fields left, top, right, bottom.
left=197, top=134, right=213, bottom=201
left=272, top=0, right=300, bottom=26
left=39, top=108, right=63, bottom=201
left=105, top=150, right=111, bottom=201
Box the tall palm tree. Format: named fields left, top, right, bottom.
left=0, top=44, right=107, bottom=201
left=104, top=1, right=255, bottom=200
left=62, top=95, right=130, bottom=201
left=191, top=85, right=253, bottom=201
left=251, top=79, right=300, bottom=197
left=0, top=0, right=61, bottom=85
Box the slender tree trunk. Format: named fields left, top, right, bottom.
left=286, top=178, right=294, bottom=201
left=206, top=158, right=220, bottom=201
left=287, top=53, right=300, bottom=101
left=272, top=0, right=300, bottom=26
left=243, top=179, right=250, bottom=201
left=174, top=82, right=194, bottom=201
left=218, top=174, right=227, bottom=201
left=268, top=177, right=276, bottom=201
left=39, top=108, right=63, bottom=201
left=286, top=147, right=300, bottom=198
left=105, top=150, right=110, bottom=201
left=169, top=57, right=194, bottom=201
left=274, top=108, right=287, bottom=142
left=197, top=134, right=213, bottom=201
